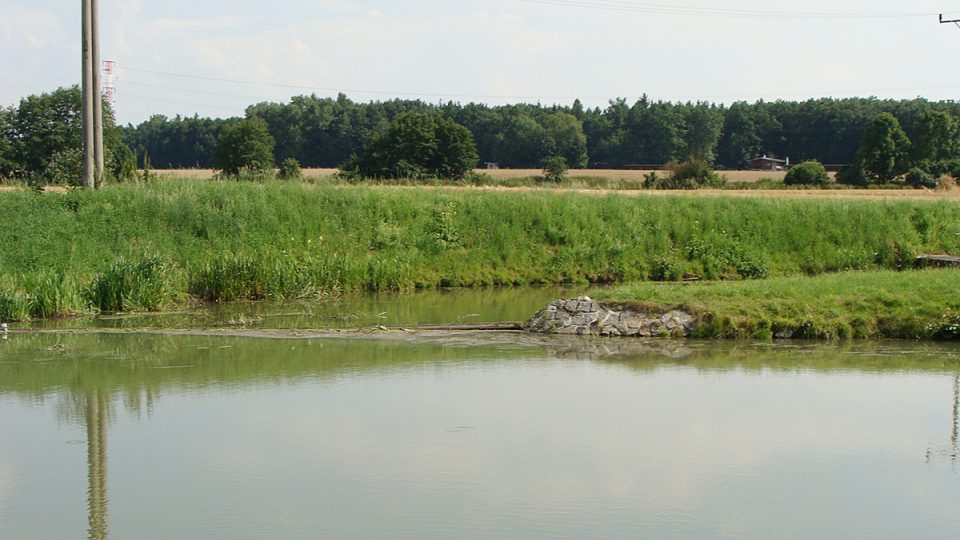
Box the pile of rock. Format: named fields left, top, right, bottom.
left=525, top=296, right=696, bottom=337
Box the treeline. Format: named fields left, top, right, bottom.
left=0, top=86, right=136, bottom=184
left=120, top=94, right=960, bottom=170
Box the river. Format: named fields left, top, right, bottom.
left=1, top=288, right=959, bottom=539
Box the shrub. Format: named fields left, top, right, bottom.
left=541, top=156, right=568, bottom=182
left=111, top=144, right=139, bottom=183
left=278, top=158, right=303, bottom=180
left=650, top=254, right=683, bottom=281
left=43, top=148, right=83, bottom=187
left=650, top=158, right=725, bottom=189
left=930, top=310, right=960, bottom=340
left=927, top=158, right=960, bottom=180
left=141, top=150, right=157, bottom=182
left=836, top=163, right=867, bottom=186
left=642, top=171, right=660, bottom=188
left=904, top=167, right=937, bottom=189
left=784, top=161, right=831, bottom=187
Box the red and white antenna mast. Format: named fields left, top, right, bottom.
left=103, top=60, right=116, bottom=105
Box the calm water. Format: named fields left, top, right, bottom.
left=1, top=287, right=960, bottom=538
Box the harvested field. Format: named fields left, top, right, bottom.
left=151, top=167, right=831, bottom=184
left=154, top=168, right=339, bottom=180
left=478, top=168, right=796, bottom=183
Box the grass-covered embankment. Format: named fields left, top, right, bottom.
left=1, top=180, right=959, bottom=321
left=595, top=269, right=960, bottom=339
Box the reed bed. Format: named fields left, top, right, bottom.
left=0, top=180, right=958, bottom=321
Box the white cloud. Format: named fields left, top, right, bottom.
left=113, top=0, right=144, bottom=19
left=148, top=16, right=258, bottom=32
left=0, top=9, right=63, bottom=48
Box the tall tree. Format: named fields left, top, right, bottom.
left=856, top=112, right=911, bottom=183
left=541, top=112, right=588, bottom=168
left=682, top=103, right=724, bottom=163
left=910, top=108, right=958, bottom=165
left=212, top=118, right=276, bottom=176
left=359, top=112, right=477, bottom=179
left=717, top=102, right=779, bottom=168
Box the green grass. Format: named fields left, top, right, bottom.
left=595, top=269, right=960, bottom=339
left=1, top=180, right=959, bottom=321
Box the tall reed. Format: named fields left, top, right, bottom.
left=0, top=181, right=958, bottom=319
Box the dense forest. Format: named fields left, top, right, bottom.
left=2, top=87, right=959, bottom=179
left=119, top=94, right=960, bottom=170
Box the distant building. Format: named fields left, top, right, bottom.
left=748, top=155, right=790, bottom=171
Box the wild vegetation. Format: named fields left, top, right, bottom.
left=1, top=181, right=959, bottom=321
left=595, top=269, right=960, bottom=340
left=4, top=88, right=959, bottom=189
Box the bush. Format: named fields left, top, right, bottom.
left=541, top=156, right=568, bottom=182
left=43, top=148, right=83, bottom=187
left=649, top=158, right=725, bottom=189
left=836, top=163, right=867, bottom=186
left=904, top=167, right=937, bottom=189
left=784, top=161, right=830, bottom=187
left=278, top=158, right=303, bottom=180
left=642, top=171, right=660, bottom=188
left=111, top=144, right=139, bottom=183
left=927, top=158, right=960, bottom=180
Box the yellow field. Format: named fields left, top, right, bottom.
left=153, top=168, right=339, bottom=180
left=478, top=168, right=795, bottom=183
left=6, top=168, right=956, bottom=201
left=154, top=169, right=786, bottom=183
left=150, top=168, right=792, bottom=183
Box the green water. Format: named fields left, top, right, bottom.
left=2, top=290, right=960, bottom=539
left=23, top=285, right=581, bottom=330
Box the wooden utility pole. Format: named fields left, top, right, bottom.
left=81, top=0, right=103, bottom=189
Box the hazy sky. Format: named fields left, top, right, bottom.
left=2, top=0, right=959, bottom=125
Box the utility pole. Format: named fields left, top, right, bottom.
left=941, top=14, right=960, bottom=28
left=81, top=0, right=103, bottom=189
left=92, top=0, right=104, bottom=185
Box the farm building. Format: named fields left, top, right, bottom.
left=748, top=155, right=790, bottom=171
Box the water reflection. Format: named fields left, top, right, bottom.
left=2, top=332, right=960, bottom=539
left=927, top=373, right=959, bottom=469
left=21, top=285, right=584, bottom=331
left=86, top=391, right=108, bottom=540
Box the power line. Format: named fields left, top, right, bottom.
left=122, top=92, right=247, bottom=113
left=118, top=65, right=960, bottom=108
left=0, top=73, right=76, bottom=93
left=510, top=0, right=936, bottom=20
left=941, top=13, right=960, bottom=28
left=123, top=79, right=270, bottom=102
left=121, top=65, right=608, bottom=101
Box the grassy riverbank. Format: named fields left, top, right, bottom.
left=595, top=269, right=960, bottom=340
left=1, top=180, right=959, bottom=321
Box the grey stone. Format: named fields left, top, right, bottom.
left=525, top=297, right=696, bottom=339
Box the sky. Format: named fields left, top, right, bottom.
left=2, top=0, right=959, bottom=126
